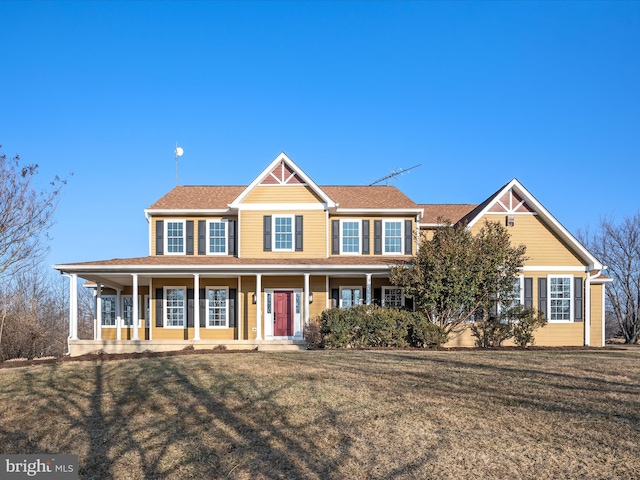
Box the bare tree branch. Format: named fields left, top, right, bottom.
left=579, top=213, right=640, bottom=344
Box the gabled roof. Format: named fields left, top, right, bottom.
left=323, top=186, right=420, bottom=210
left=147, top=186, right=245, bottom=211
left=229, top=152, right=337, bottom=209
left=419, top=204, right=478, bottom=224
left=462, top=178, right=603, bottom=270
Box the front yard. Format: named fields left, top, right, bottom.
left=0, top=349, right=638, bottom=479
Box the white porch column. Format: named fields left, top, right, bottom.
left=256, top=273, right=262, bottom=340
left=193, top=274, right=201, bottom=340
left=366, top=274, right=372, bottom=305
left=149, top=278, right=153, bottom=341
left=304, top=273, right=310, bottom=326
left=132, top=274, right=139, bottom=341
left=69, top=274, right=78, bottom=340
left=237, top=276, right=243, bottom=340
left=96, top=285, right=102, bottom=340
left=116, top=289, right=122, bottom=340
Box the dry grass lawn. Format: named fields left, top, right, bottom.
left=0, top=349, right=639, bottom=479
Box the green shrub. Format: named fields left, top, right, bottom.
left=406, top=313, right=448, bottom=348
left=317, top=305, right=446, bottom=348
left=471, top=315, right=513, bottom=348
left=512, top=307, right=547, bottom=347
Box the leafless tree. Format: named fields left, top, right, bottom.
left=0, top=145, right=68, bottom=358
left=579, top=213, right=640, bottom=344
left=0, top=268, right=69, bottom=360
left=0, top=146, right=66, bottom=278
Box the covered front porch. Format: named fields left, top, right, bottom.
left=56, top=257, right=406, bottom=356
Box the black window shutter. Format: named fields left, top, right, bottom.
left=404, top=220, right=412, bottom=255
left=374, top=220, right=382, bottom=255
left=295, top=215, right=303, bottom=252
left=373, top=287, right=382, bottom=306
left=187, top=288, right=194, bottom=327
left=404, top=295, right=414, bottom=311
left=198, top=220, right=206, bottom=255
left=199, top=288, right=206, bottom=327
left=263, top=216, right=272, bottom=251
left=524, top=278, right=533, bottom=309
left=229, top=289, right=237, bottom=328
left=538, top=278, right=547, bottom=319
left=155, top=288, right=163, bottom=327
left=331, top=288, right=339, bottom=308
left=156, top=220, right=164, bottom=255
left=574, top=277, right=583, bottom=322
left=228, top=220, right=237, bottom=256
left=331, top=220, right=340, bottom=254
left=362, top=220, right=370, bottom=255
left=186, top=221, right=194, bottom=255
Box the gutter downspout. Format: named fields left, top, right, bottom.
left=584, top=268, right=603, bottom=346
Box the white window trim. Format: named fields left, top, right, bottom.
left=382, top=219, right=404, bottom=255
left=165, top=220, right=186, bottom=256
left=206, top=219, right=228, bottom=256
left=547, top=274, right=574, bottom=323
left=340, top=219, right=361, bottom=255
left=164, top=286, right=187, bottom=328
left=101, top=294, right=117, bottom=327
left=206, top=286, right=229, bottom=329
left=381, top=286, right=405, bottom=308
left=339, top=286, right=363, bottom=308
left=272, top=214, right=295, bottom=252
left=122, top=295, right=142, bottom=328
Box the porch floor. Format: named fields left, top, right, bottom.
left=68, top=339, right=308, bottom=357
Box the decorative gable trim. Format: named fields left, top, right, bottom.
left=466, top=179, right=603, bottom=270
left=229, top=152, right=337, bottom=209
left=487, top=189, right=536, bottom=214
left=262, top=161, right=305, bottom=185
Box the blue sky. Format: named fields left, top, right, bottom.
left=1, top=1, right=639, bottom=267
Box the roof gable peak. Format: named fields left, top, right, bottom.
left=229, top=152, right=336, bottom=208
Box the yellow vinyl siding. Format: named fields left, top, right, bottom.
left=240, top=210, right=326, bottom=258
left=473, top=214, right=584, bottom=267
left=150, top=216, right=237, bottom=256
left=445, top=323, right=585, bottom=347
left=590, top=283, right=604, bottom=346
left=243, top=185, right=325, bottom=204
left=329, top=215, right=417, bottom=256
left=150, top=277, right=239, bottom=341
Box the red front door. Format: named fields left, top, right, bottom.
left=274, top=291, right=293, bottom=336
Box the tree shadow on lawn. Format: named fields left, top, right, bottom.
left=1, top=355, right=443, bottom=479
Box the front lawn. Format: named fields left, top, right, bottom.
left=0, top=349, right=638, bottom=479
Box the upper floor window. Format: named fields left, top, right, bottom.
left=166, top=221, right=185, bottom=254
left=208, top=220, right=227, bottom=255
left=383, top=220, right=403, bottom=254
left=549, top=276, right=572, bottom=322
left=341, top=220, right=360, bottom=254
left=274, top=215, right=293, bottom=251
left=263, top=215, right=303, bottom=252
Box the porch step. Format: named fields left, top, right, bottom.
left=257, top=341, right=308, bottom=352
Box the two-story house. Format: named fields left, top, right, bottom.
left=54, top=153, right=610, bottom=355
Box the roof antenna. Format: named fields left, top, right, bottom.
left=369, top=164, right=421, bottom=186
left=174, top=142, right=184, bottom=186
